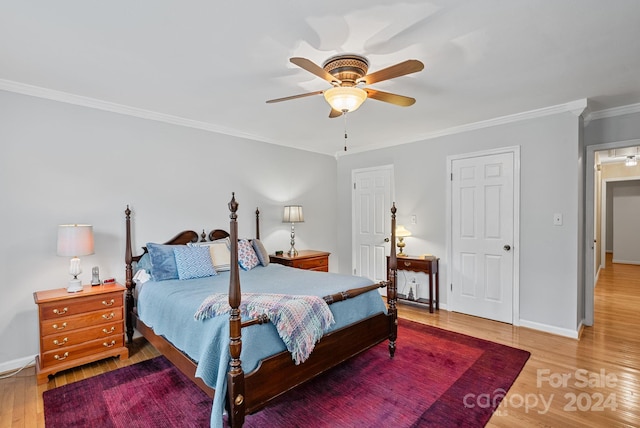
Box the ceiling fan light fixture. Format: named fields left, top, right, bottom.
left=625, top=155, right=637, bottom=167
left=323, top=87, right=367, bottom=113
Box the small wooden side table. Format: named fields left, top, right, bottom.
left=269, top=250, right=330, bottom=272
left=33, top=283, right=129, bottom=384
left=387, top=255, right=440, bottom=313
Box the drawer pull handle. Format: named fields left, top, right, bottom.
left=403, top=261, right=412, bottom=267
left=102, top=313, right=115, bottom=320
left=54, top=352, right=69, bottom=361
left=52, top=322, right=67, bottom=330
left=53, top=338, right=68, bottom=346
left=103, top=340, right=116, bottom=348
left=102, top=299, right=115, bottom=307
left=53, top=307, right=68, bottom=315
left=102, top=326, right=116, bottom=334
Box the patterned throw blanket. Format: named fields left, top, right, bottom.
left=194, top=293, right=335, bottom=365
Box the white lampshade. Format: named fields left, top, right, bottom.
left=57, top=224, right=95, bottom=257
left=323, top=87, right=367, bottom=113
left=283, top=205, right=304, bottom=223
left=57, top=224, right=94, bottom=292
left=395, top=225, right=412, bottom=238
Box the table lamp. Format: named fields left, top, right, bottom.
left=283, top=205, right=304, bottom=257
left=57, top=224, right=95, bottom=292
left=395, top=225, right=411, bottom=257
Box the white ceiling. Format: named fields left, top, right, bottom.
left=2, top=1, right=640, bottom=156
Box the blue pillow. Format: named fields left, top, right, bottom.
left=252, top=239, right=269, bottom=266
left=136, top=252, right=153, bottom=274
left=146, top=243, right=180, bottom=281
left=173, top=245, right=217, bottom=280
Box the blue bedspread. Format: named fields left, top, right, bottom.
left=136, top=263, right=386, bottom=427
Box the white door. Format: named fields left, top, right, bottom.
left=353, top=166, right=393, bottom=287
left=449, top=149, right=517, bottom=324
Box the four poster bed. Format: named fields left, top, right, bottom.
left=124, top=194, right=399, bottom=427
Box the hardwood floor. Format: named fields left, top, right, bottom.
left=1, top=254, right=638, bottom=427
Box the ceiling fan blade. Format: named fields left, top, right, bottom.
left=266, top=90, right=324, bottom=104
left=290, top=57, right=341, bottom=85
left=365, top=88, right=416, bottom=107
left=329, top=108, right=343, bottom=118
left=358, top=59, right=424, bottom=85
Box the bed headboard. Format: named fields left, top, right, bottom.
left=123, top=201, right=261, bottom=343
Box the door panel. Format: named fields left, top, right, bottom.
left=451, top=151, right=515, bottom=323
left=353, top=167, right=393, bottom=286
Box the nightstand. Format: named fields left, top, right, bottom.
left=33, top=283, right=129, bottom=384
left=269, top=250, right=330, bottom=272
left=387, top=255, right=439, bottom=313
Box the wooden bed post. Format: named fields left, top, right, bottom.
left=227, top=193, right=245, bottom=428
left=255, top=207, right=260, bottom=240
left=124, top=206, right=135, bottom=344
left=388, top=203, right=398, bottom=358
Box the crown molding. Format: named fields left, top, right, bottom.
left=0, top=79, right=270, bottom=144
left=585, top=102, right=640, bottom=122
left=339, top=99, right=589, bottom=157
left=3, top=79, right=637, bottom=157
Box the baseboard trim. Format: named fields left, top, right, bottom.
left=0, top=355, right=36, bottom=377
left=611, top=259, right=640, bottom=265
left=519, top=319, right=580, bottom=339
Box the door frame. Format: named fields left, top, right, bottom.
left=585, top=138, right=640, bottom=326
left=351, top=164, right=395, bottom=276
left=601, top=177, right=640, bottom=269
left=446, top=146, right=521, bottom=325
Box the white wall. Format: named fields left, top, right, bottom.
left=607, top=183, right=615, bottom=252
left=0, top=90, right=338, bottom=371
left=612, top=180, right=640, bottom=264
left=337, top=112, right=582, bottom=335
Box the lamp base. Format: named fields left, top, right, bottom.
left=397, top=238, right=407, bottom=257
left=288, top=222, right=298, bottom=257
left=67, top=278, right=83, bottom=293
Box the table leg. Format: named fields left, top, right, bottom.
left=428, top=272, right=434, bottom=313
left=435, top=263, right=440, bottom=310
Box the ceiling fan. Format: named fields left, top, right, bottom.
left=266, top=54, right=424, bottom=118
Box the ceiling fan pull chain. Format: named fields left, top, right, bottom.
left=343, top=110, right=348, bottom=151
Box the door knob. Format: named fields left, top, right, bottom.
left=503, top=245, right=511, bottom=251
left=384, top=237, right=390, bottom=242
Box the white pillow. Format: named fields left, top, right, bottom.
left=191, top=238, right=231, bottom=271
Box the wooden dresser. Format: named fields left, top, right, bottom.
left=33, top=283, right=129, bottom=384
left=269, top=250, right=330, bottom=272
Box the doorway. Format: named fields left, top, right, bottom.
left=585, top=140, right=640, bottom=326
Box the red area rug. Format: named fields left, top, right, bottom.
left=43, top=320, right=529, bottom=427
left=43, top=356, right=211, bottom=428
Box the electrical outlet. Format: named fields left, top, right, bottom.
left=553, top=213, right=563, bottom=226
left=411, top=214, right=417, bottom=225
